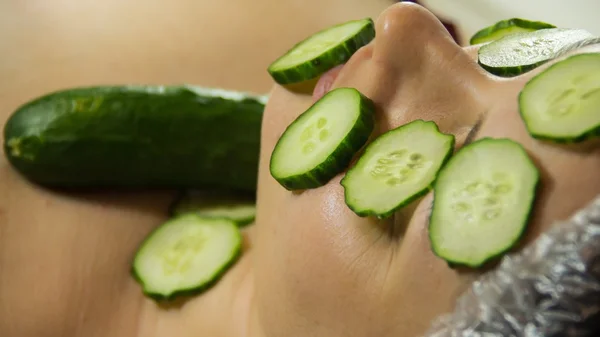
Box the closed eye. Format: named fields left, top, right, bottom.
left=461, top=112, right=485, bottom=148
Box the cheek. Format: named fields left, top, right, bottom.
left=379, top=193, right=478, bottom=336
left=474, top=86, right=529, bottom=140
left=256, top=85, right=393, bottom=282
left=254, top=85, right=401, bottom=334
left=259, top=86, right=314, bottom=152
left=329, top=50, right=487, bottom=145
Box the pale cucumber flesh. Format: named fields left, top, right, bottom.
left=270, top=19, right=371, bottom=70
left=342, top=120, right=454, bottom=218
left=429, top=138, right=539, bottom=268
left=132, top=214, right=242, bottom=300
left=171, top=190, right=256, bottom=226
left=519, top=53, right=600, bottom=142
left=267, top=19, right=375, bottom=84
left=194, top=205, right=255, bottom=224
left=269, top=87, right=375, bottom=190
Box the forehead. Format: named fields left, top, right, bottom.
left=463, top=42, right=600, bottom=148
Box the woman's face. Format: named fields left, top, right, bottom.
left=252, top=3, right=600, bottom=336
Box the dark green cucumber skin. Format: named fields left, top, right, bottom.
left=267, top=19, right=375, bottom=85
left=479, top=60, right=548, bottom=78
left=469, top=18, right=555, bottom=45
left=341, top=121, right=455, bottom=220
left=428, top=138, right=541, bottom=269
left=477, top=28, right=597, bottom=77
left=3, top=86, right=265, bottom=192
left=131, top=217, right=243, bottom=301
left=518, top=53, right=600, bottom=143
left=270, top=89, right=376, bottom=190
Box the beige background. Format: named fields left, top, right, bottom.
left=0, top=0, right=390, bottom=108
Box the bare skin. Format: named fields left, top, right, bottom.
left=1, top=2, right=599, bottom=337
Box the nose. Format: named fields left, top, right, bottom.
left=354, top=2, right=488, bottom=139
left=372, top=2, right=458, bottom=70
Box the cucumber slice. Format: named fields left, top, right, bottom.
left=170, top=190, right=256, bottom=226
left=341, top=120, right=455, bottom=219
left=270, top=87, right=375, bottom=190
left=132, top=214, right=242, bottom=300
left=518, top=53, right=600, bottom=143
left=469, top=18, right=555, bottom=45
left=477, top=28, right=596, bottom=77
left=267, top=18, right=375, bottom=85
left=429, top=138, right=540, bottom=268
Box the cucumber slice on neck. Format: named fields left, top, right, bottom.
left=519, top=53, right=600, bottom=143
left=132, top=214, right=242, bottom=300
left=170, top=190, right=256, bottom=226
left=469, top=18, right=555, bottom=45
left=269, top=87, right=375, bottom=190
left=429, top=138, right=540, bottom=268
left=477, top=28, right=596, bottom=77
left=341, top=120, right=455, bottom=219
left=267, top=18, right=375, bottom=85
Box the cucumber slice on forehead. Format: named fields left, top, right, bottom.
left=132, top=214, right=242, bottom=300
left=469, top=18, right=555, bottom=45
left=341, top=120, right=455, bottom=219
left=429, top=138, right=540, bottom=268
left=269, top=87, right=375, bottom=190
left=267, top=18, right=375, bottom=85
left=519, top=53, right=600, bottom=142
left=477, top=28, right=596, bottom=77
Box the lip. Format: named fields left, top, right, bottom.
left=312, top=64, right=345, bottom=102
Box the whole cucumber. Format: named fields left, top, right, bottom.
left=3, top=85, right=267, bottom=192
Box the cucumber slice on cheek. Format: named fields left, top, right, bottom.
left=341, top=120, right=455, bottom=219
left=477, top=28, right=596, bottom=77
left=519, top=53, right=600, bottom=142
left=429, top=139, right=540, bottom=268
left=269, top=87, right=375, bottom=190
left=267, top=18, right=375, bottom=85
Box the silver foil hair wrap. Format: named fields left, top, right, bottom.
left=424, top=195, right=600, bottom=337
